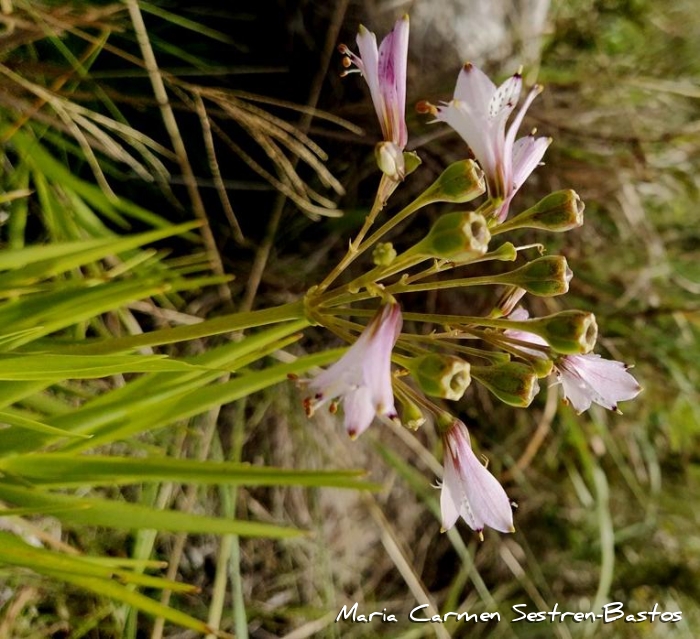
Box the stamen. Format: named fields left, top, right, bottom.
left=416, top=100, right=437, bottom=116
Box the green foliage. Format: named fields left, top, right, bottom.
left=0, top=3, right=368, bottom=635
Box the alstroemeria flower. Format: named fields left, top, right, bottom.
left=436, top=63, right=551, bottom=221
left=440, top=420, right=514, bottom=536
left=340, top=16, right=409, bottom=178
left=505, top=307, right=641, bottom=413
left=305, top=303, right=402, bottom=438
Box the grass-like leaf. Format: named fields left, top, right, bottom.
left=0, top=454, right=377, bottom=490
left=0, top=483, right=302, bottom=539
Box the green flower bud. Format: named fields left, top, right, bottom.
left=486, top=242, right=518, bottom=263
left=399, top=396, right=426, bottom=430
left=402, top=151, right=422, bottom=176
left=375, top=141, right=405, bottom=181
left=471, top=362, right=540, bottom=407
left=407, top=211, right=491, bottom=261
left=516, top=310, right=598, bottom=354
left=496, top=190, right=585, bottom=233
left=407, top=354, right=471, bottom=400
left=529, top=355, right=554, bottom=378
left=491, top=256, right=573, bottom=296
left=373, top=242, right=397, bottom=267
left=419, top=159, right=486, bottom=204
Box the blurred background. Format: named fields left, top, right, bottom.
left=1, top=0, right=699, bottom=637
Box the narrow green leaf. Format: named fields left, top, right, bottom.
left=0, top=278, right=170, bottom=347
left=59, top=348, right=342, bottom=450
left=0, top=410, right=92, bottom=439
left=42, top=571, right=219, bottom=636
left=0, top=483, right=302, bottom=538
left=7, top=127, right=172, bottom=230
left=41, top=300, right=307, bottom=355
left=140, top=1, right=238, bottom=44
left=0, top=503, right=92, bottom=516
left=0, top=353, right=200, bottom=380
left=0, top=536, right=217, bottom=636
left=0, top=328, right=46, bottom=349
left=0, top=454, right=377, bottom=490
left=0, top=530, right=118, bottom=579
left=0, top=222, right=200, bottom=287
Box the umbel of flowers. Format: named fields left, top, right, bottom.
left=298, top=16, right=640, bottom=538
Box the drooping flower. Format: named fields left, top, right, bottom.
left=505, top=307, right=641, bottom=413
left=340, top=16, right=409, bottom=178
left=554, top=354, right=641, bottom=414
left=305, top=303, right=402, bottom=438
left=440, top=420, right=514, bottom=536
left=435, top=63, right=550, bottom=221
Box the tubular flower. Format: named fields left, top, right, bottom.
left=305, top=303, right=402, bottom=438
left=436, top=63, right=550, bottom=221
left=440, top=420, right=514, bottom=536
left=340, top=16, right=409, bottom=178
left=505, top=307, right=641, bottom=413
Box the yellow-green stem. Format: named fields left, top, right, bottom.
left=316, top=174, right=395, bottom=293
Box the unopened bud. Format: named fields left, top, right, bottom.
left=486, top=242, right=518, bottom=263
left=491, top=256, right=573, bottom=296
left=399, top=395, right=426, bottom=430
left=419, top=159, right=486, bottom=204
left=529, top=355, right=554, bottom=378
left=514, top=310, right=598, bottom=354
left=375, top=141, right=405, bottom=181
left=403, top=151, right=422, bottom=176
left=373, top=242, right=397, bottom=267
left=471, top=362, right=540, bottom=407
left=497, top=190, right=584, bottom=233
left=407, top=211, right=490, bottom=261
left=407, top=354, right=471, bottom=400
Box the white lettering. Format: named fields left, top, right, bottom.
left=602, top=602, right=624, bottom=623
left=410, top=604, right=430, bottom=622
left=336, top=602, right=359, bottom=622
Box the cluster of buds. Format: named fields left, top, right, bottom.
left=299, top=16, right=641, bottom=539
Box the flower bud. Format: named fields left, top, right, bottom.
left=373, top=242, right=397, bottom=267
left=497, top=190, right=584, bottom=233
left=486, top=242, right=518, bottom=263
left=418, top=159, right=486, bottom=204
left=403, top=150, right=422, bottom=176
left=407, top=211, right=490, bottom=261
left=529, top=355, right=554, bottom=378
left=398, top=395, right=426, bottom=430
left=471, top=362, right=540, bottom=407
left=516, top=310, right=598, bottom=354
left=406, top=354, right=471, bottom=400
left=375, top=141, right=405, bottom=181
left=491, top=256, right=573, bottom=296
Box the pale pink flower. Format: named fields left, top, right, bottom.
left=440, top=420, right=514, bottom=536
left=306, top=304, right=402, bottom=438
left=436, top=63, right=550, bottom=221
left=340, top=16, right=409, bottom=174
left=505, top=307, right=641, bottom=413
left=555, top=354, right=641, bottom=414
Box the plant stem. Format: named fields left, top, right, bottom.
left=316, top=173, right=395, bottom=292
left=55, top=299, right=308, bottom=354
